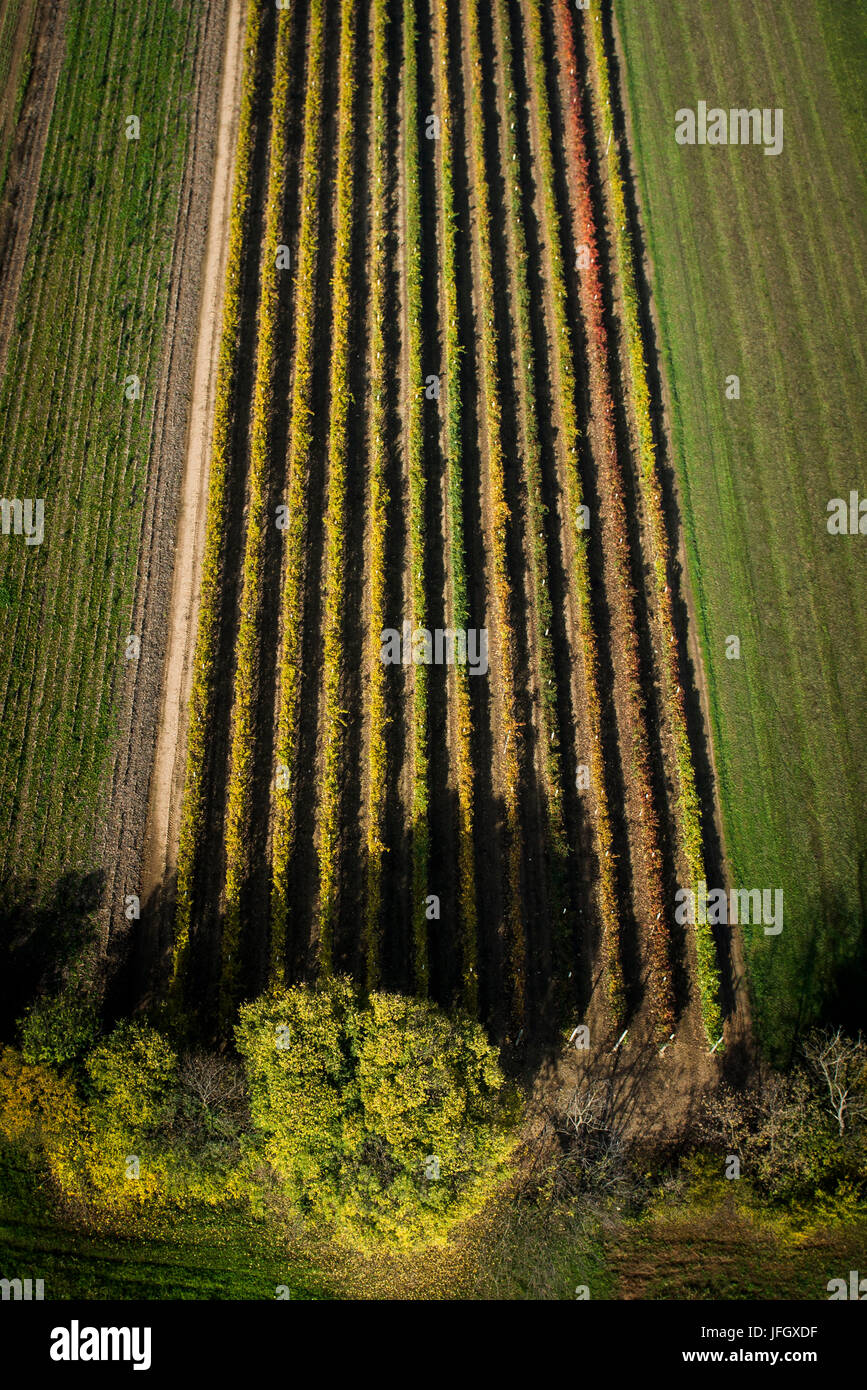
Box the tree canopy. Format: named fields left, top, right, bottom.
left=235, top=980, right=518, bottom=1246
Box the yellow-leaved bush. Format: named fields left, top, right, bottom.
left=2, top=989, right=519, bottom=1248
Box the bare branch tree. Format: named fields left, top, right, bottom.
left=802, top=1028, right=867, bottom=1137
left=177, top=1050, right=250, bottom=1138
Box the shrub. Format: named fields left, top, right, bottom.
left=18, top=991, right=98, bottom=1068
left=0, top=1047, right=83, bottom=1152
left=85, top=1020, right=178, bottom=1135
left=698, top=1061, right=867, bottom=1210
left=4, top=1030, right=246, bottom=1213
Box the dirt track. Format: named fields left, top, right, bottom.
left=101, top=0, right=235, bottom=1011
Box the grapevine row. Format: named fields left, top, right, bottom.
left=220, top=1, right=296, bottom=1017
left=435, top=0, right=478, bottom=1012
left=317, top=0, right=356, bottom=972
left=465, top=0, right=526, bottom=1025
left=524, top=0, right=625, bottom=1022
left=404, top=0, right=430, bottom=995
left=362, top=0, right=390, bottom=990
left=494, top=0, right=572, bottom=979
left=585, top=3, right=722, bottom=1043
left=555, top=0, right=674, bottom=1036
left=270, top=0, right=326, bottom=976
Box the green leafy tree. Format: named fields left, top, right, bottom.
left=235, top=980, right=517, bottom=1247
left=85, top=1020, right=178, bottom=1135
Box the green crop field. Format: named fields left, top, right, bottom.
left=614, top=0, right=867, bottom=1059
left=0, top=0, right=34, bottom=199
left=0, top=0, right=200, bottom=903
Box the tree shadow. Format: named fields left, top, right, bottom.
left=756, top=876, right=867, bottom=1066
left=0, top=869, right=105, bottom=1039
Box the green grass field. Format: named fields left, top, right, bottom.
left=0, top=1213, right=328, bottom=1301
left=0, top=0, right=200, bottom=897
left=0, top=1144, right=329, bottom=1300
left=613, top=0, right=867, bottom=1059
left=4, top=1139, right=859, bottom=1300
left=606, top=1209, right=867, bottom=1301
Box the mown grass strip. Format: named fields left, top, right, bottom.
left=270, top=0, right=326, bottom=978
left=362, top=0, right=390, bottom=991
left=555, top=0, right=673, bottom=1037
left=524, top=0, right=624, bottom=1023
left=220, top=2, right=295, bottom=1018
left=435, top=0, right=477, bottom=1013
left=316, top=0, right=356, bottom=973
left=465, top=0, right=525, bottom=1027
left=585, top=3, right=722, bottom=1042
